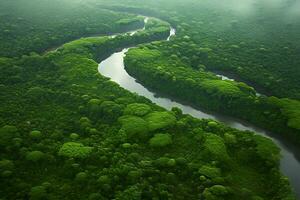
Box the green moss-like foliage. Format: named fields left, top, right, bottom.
left=127, top=170, right=142, bottom=183
left=253, top=135, right=280, bottom=165
left=26, top=87, right=46, bottom=100
left=70, top=133, right=79, bottom=140
left=115, top=185, right=142, bottom=200
left=203, top=134, right=229, bottom=161
left=280, top=98, right=300, bottom=130
left=97, top=175, right=111, bottom=185
left=145, top=112, right=176, bottom=131
left=89, top=193, right=105, bottom=200
left=202, top=79, right=245, bottom=97
left=58, top=142, right=93, bottom=159
left=124, top=103, right=152, bottom=116
left=198, top=165, right=221, bottom=179
left=0, top=159, right=14, bottom=171
left=88, top=99, right=102, bottom=114
left=203, top=185, right=228, bottom=200
left=26, top=151, right=45, bottom=162
left=79, top=117, right=92, bottom=130
left=75, top=172, right=88, bottom=182
left=0, top=125, right=19, bottom=147
left=30, top=186, right=47, bottom=200
left=100, top=101, right=123, bottom=120
left=29, top=130, right=42, bottom=140
left=208, top=121, right=218, bottom=128
left=0, top=3, right=295, bottom=199
left=154, top=157, right=176, bottom=168
left=149, top=133, right=172, bottom=148
left=118, top=115, right=149, bottom=141
left=224, top=133, right=237, bottom=145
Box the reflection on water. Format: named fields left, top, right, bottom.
left=98, top=25, right=299, bottom=198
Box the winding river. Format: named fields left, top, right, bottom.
left=98, top=18, right=300, bottom=198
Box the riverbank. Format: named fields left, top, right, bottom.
left=99, top=17, right=299, bottom=198
left=0, top=13, right=295, bottom=199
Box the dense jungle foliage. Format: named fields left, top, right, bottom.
left=0, top=0, right=144, bottom=57
left=0, top=0, right=298, bottom=199
left=98, top=0, right=300, bottom=144
left=125, top=41, right=300, bottom=145
left=99, top=0, right=300, bottom=99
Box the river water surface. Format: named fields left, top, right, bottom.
left=98, top=21, right=300, bottom=198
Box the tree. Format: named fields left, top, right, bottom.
left=26, top=151, right=45, bottom=162
left=145, top=112, right=176, bottom=131
left=127, top=170, right=142, bottom=184
left=154, top=157, right=176, bottom=168
left=0, top=125, right=19, bottom=148
left=202, top=185, right=228, bottom=200
left=30, top=186, right=47, bottom=200
left=198, top=165, right=221, bottom=179
left=100, top=101, right=123, bottom=120
left=58, top=142, right=93, bottom=159
left=70, top=133, right=80, bottom=140
left=75, top=172, right=88, bottom=183
left=253, top=135, right=280, bottom=166
left=118, top=115, right=149, bottom=141
left=124, top=103, right=151, bottom=116
left=0, top=159, right=14, bottom=178
left=203, top=134, right=229, bottom=162
left=0, top=159, right=14, bottom=171
left=149, top=133, right=172, bottom=148
left=115, top=185, right=142, bottom=200
left=29, top=130, right=42, bottom=141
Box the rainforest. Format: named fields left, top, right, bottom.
left=0, top=0, right=300, bottom=199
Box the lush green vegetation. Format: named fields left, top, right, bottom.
left=0, top=0, right=297, bottom=199
left=0, top=0, right=144, bottom=57
left=101, top=0, right=300, bottom=99
left=125, top=41, right=300, bottom=144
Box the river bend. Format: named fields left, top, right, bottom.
left=98, top=17, right=300, bottom=198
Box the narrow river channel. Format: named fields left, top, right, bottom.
left=98, top=18, right=300, bottom=198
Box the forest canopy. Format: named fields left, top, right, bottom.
left=0, top=0, right=298, bottom=199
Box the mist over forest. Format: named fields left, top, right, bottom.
left=0, top=0, right=300, bottom=199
